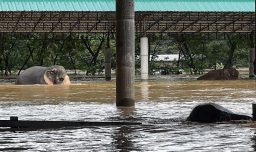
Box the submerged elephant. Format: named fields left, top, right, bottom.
left=197, top=68, right=239, bottom=80
left=16, top=65, right=70, bottom=85
left=186, top=103, right=251, bottom=123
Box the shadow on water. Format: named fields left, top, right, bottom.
left=112, top=125, right=140, bottom=151
left=251, top=131, right=256, bottom=151
left=140, top=81, right=149, bottom=101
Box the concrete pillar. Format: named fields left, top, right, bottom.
left=249, top=48, right=255, bottom=78
left=116, top=0, right=135, bottom=107
left=249, top=32, right=255, bottom=78
left=140, top=37, right=149, bottom=80
left=104, top=48, right=111, bottom=81
left=254, top=49, right=256, bottom=75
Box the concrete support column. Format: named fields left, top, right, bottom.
left=140, top=37, right=149, bottom=80
left=254, top=49, right=256, bottom=75
left=116, top=0, right=135, bottom=107
left=104, top=48, right=112, bottom=81
left=249, top=48, right=255, bottom=77
left=249, top=32, right=256, bottom=78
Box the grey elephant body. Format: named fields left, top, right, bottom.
left=187, top=103, right=251, bottom=123
left=16, top=66, right=70, bottom=85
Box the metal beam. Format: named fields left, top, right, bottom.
left=161, top=13, right=189, bottom=32
left=12, top=11, right=24, bottom=33
left=0, top=11, right=254, bottom=33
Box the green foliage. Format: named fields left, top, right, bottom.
left=0, top=32, right=252, bottom=76
left=147, top=33, right=251, bottom=75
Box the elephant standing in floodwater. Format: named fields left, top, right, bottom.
left=186, top=103, right=251, bottom=123
left=197, top=68, right=239, bottom=80
left=16, top=65, right=70, bottom=85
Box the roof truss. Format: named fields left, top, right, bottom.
left=0, top=11, right=254, bottom=33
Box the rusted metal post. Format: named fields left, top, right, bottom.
left=252, top=104, right=256, bottom=121
left=116, top=0, right=135, bottom=106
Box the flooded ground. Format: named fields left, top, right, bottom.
left=0, top=80, right=256, bottom=151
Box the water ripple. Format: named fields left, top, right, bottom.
left=0, top=80, right=256, bottom=151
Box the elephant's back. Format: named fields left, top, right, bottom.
left=16, top=66, right=47, bottom=84
left=187, top=103, right=233, bottom=123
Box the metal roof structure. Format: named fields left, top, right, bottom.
left=0, top=0, right=255, bottom=33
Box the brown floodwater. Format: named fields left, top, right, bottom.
left=0, top=80, right=256, bottom=151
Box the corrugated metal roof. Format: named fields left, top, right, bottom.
left=0, top=0, right=254, bottom=12
left=0, top=0, right=115, bottom=11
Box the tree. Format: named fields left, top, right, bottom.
left=81, top=34, right=105, bottom=75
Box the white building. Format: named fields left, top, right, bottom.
left=150, top=54, right=180, bottom=62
